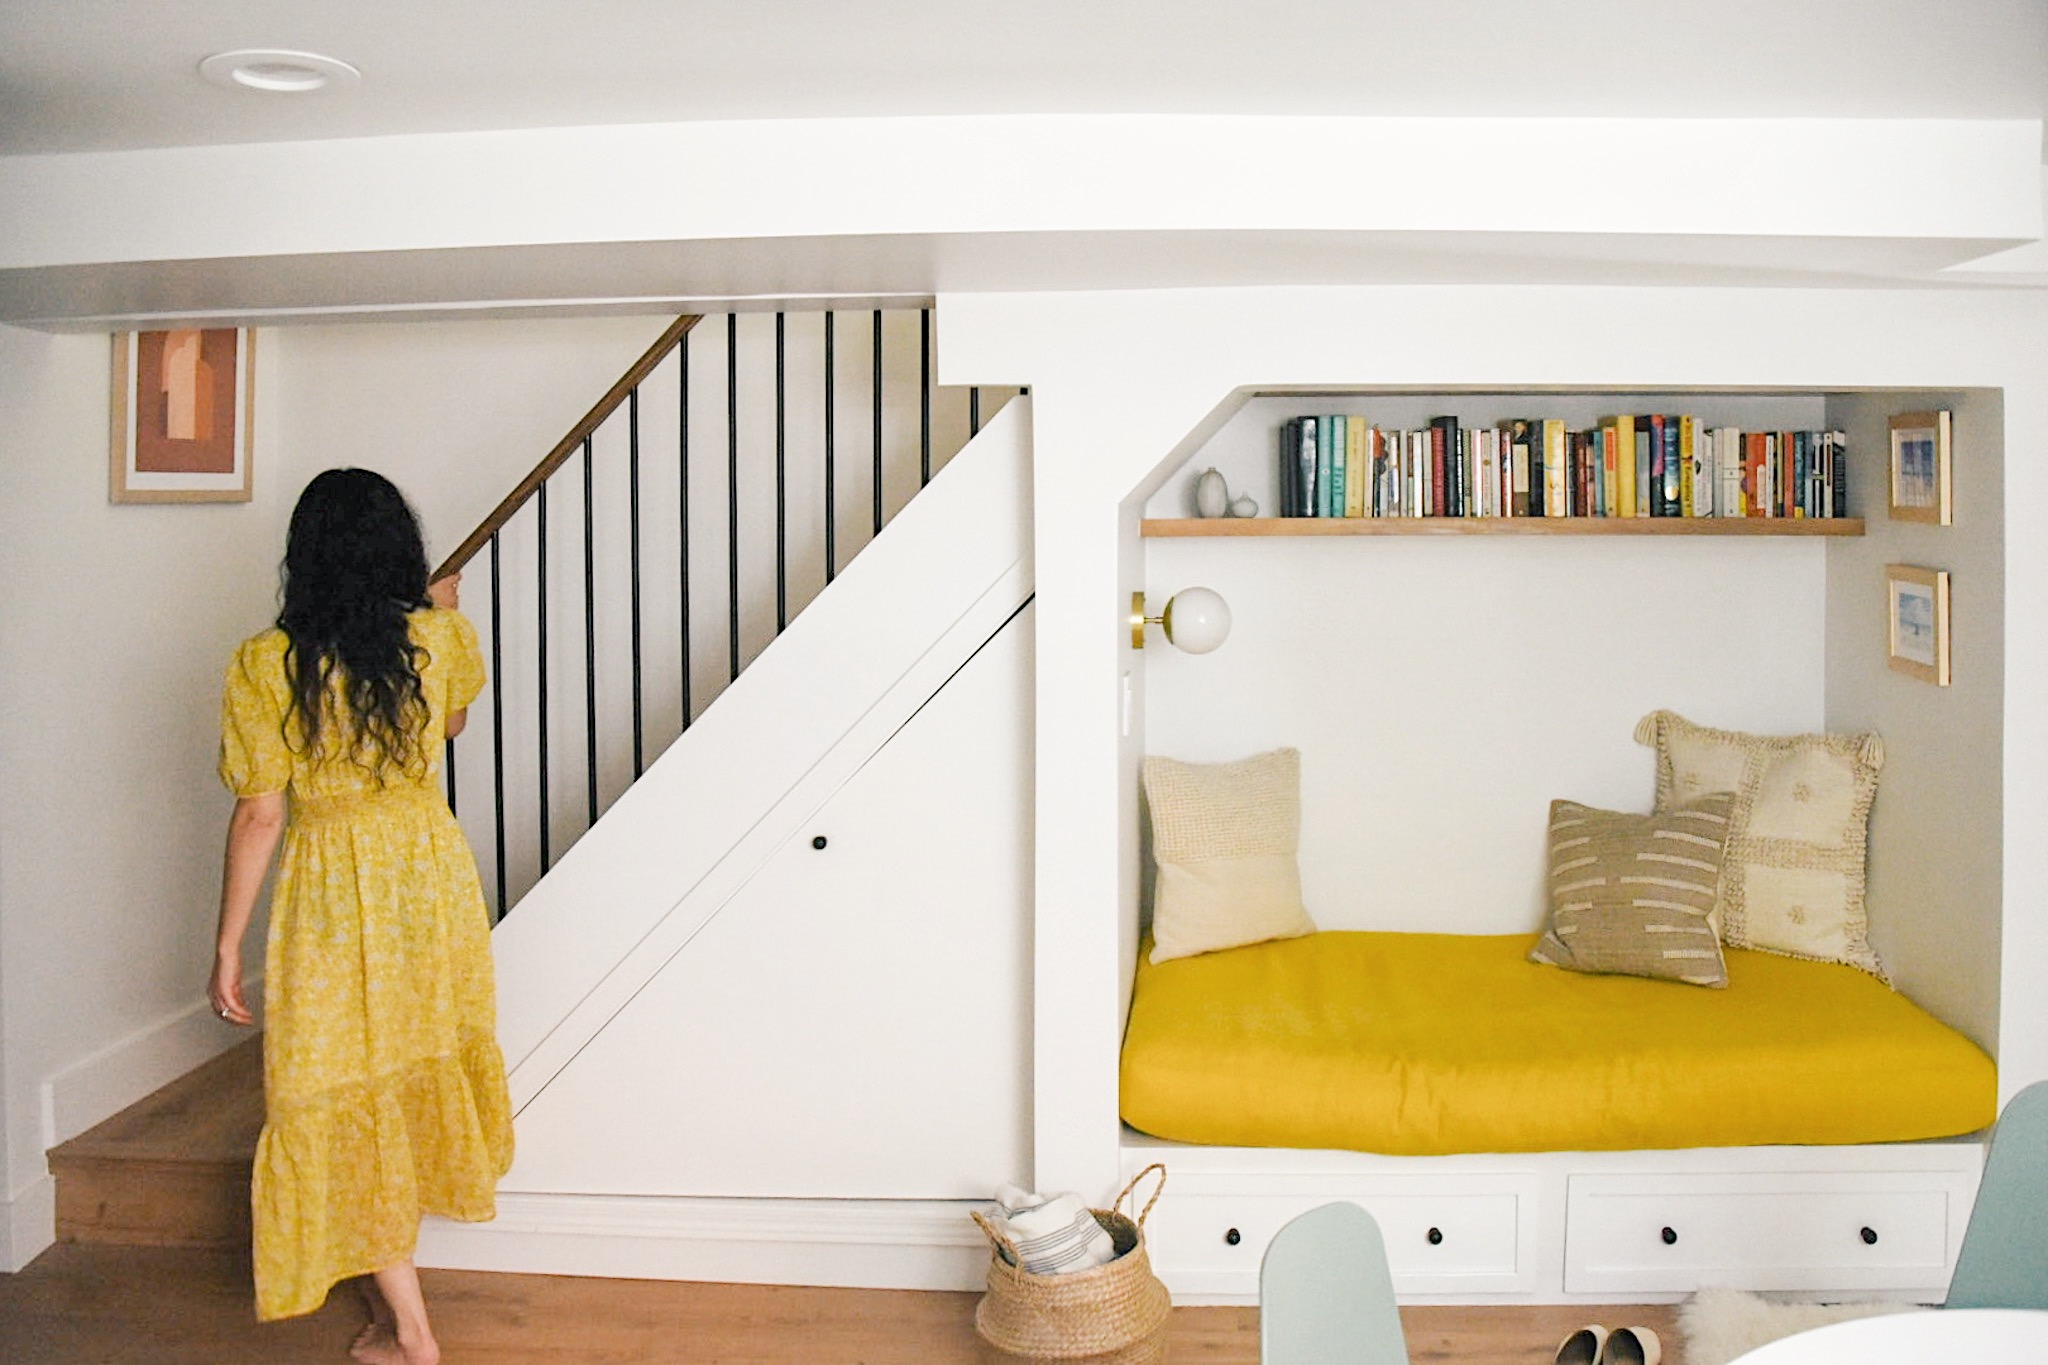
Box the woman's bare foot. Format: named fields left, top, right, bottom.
left=354, top=1275, right=397, bottom=1352
left=348, top=1321, right=440, bottom=1365
left=355, top=1258, right=440, bottom=1365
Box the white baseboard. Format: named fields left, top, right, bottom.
left=39, top=977, right=260, bottom=1151
left=416, top=1193, right=991, bottom=1291
left=2, top=1172, right=55, bottom=1272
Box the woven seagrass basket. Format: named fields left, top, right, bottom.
left=969, top=1163, right=1171, bottom=1360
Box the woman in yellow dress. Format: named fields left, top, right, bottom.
left=208, top=469, right=514, bottom=1365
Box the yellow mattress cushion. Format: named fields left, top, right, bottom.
left=1120, top=930, right=1995, bottom=1155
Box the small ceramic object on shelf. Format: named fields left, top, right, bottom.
left=1229, top=493, right=1258, bottom=518
left=1193, top=467, right=1229, bottom=519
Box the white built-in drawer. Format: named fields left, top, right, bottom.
left=1565, top=1170, right=1971, bottom=1295
left=1143, top=1178, right=1535, bottom=1296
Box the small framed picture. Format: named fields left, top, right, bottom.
left=1886, top=563, right=1950, bottom=686
left=1887, top=410, right=1951, bottom=525
left=109, top=328, right=256, bottom=504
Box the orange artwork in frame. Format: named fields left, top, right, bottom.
left=109, top=328, right=255, bottom=503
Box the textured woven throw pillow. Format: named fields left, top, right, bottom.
left=1529, top=794, right=1736, bottom=987
left=1142, top=748, right=1316, bottom=964
left=1637, top=710, right=1886, bottom=978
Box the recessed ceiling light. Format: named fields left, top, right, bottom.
left=198, top=49, right=361, bottom=94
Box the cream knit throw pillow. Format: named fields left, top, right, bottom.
left=1637, top=710, right=1886, bottom=978
left=1142, top=748, right=1316, bottom=964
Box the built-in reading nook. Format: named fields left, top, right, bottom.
left=1120, top=384, right=2003, bottom=1304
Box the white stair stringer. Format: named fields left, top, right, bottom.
left=418, top=399, right=1033, bottom=1290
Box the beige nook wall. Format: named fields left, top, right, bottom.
left=0, top=313, right=668, bottom=1268
left=1825, top=389, right=2005, bottom=1055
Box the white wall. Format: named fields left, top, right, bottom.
left=1144, top=394, right=1832, bottom=935
left=938, top=284, right=2048, bottom=1200
left=0, top=322, right=282, bottom=1263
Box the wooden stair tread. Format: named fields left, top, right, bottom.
left=50, top=1036, right=262, bottom=1167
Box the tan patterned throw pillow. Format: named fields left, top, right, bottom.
left=1636, top=710, right=1886, bottom=978
left=1142, top=748, right=1316, bottom=964
left=1529, top=795, right=1735, bottom=987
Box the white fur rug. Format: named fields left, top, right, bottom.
left=1677, top=1288, right=1929, bottom=1365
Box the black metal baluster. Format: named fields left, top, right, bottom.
left=489, top=533, right=507, bottom=920
left=971, top=386, right=982, bottom=436
left=583, top=435, right=598, bottom=830
left=679, top=331, right=693, bottom=732
left=629, top=386, right=645, bottom=779
left=920, top=307, right=932, bottom=487
left=727, top=313, right=740, bottom=683
left=537, top=482, right=551, bottom=873
left=824, top=312, right=837, bottom=583
left=775, top=312, right=788, bottom=633
left=872, top=308, right=884, bottom=537
left=445, top=738, right=456, bottom=812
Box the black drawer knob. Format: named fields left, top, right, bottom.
left=1861, top=1226, right=1878, bottom=1245
left=1661, top=1226, right=1678, bottom=1246
left=1224, top=1227, right=1241, bottom=1246
left=1427, top=1227, right=1444, bottom=1245
left=812, top=835, right=828, bottom=849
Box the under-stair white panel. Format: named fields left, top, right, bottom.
left=490, top=401, right=1031, bottom=1082
left=505, top=602, right=1034, bottom=1198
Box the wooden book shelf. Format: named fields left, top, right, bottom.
left=1141, top=517, right=1865, bottom=538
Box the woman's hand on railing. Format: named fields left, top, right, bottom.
left=429, top=571, right=461, bottom=611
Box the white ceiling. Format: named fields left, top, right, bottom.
left=4, top=1, right=2046, bottom=320
left=4, top=0, right=2046, bottom=155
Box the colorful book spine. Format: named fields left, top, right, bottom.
left=1507, top=421, right=1531, bottom=517
left=1597, top=423, right=1615, bottom=517
left=1682, top=415, right=1707, bottom=517
left=1541, top=419, right=1567, bottom=517
left=1610, top=418, right=1634, bottom=518
left=1716, top=428, right=1743, bottom=517
left=1345, top=418, right=1366, bottom=518
left=1659, top=416, right=1676, bottom=516
left=1299, top=416, right=1319, bottom=517
left=1429, top=416, right=1461, bottom=518
left=1279, top=419, right=1297, bottom=517
left=1829, top=429, right=1848, bottom=518
left=1750, top=432, right=1771, bottom=516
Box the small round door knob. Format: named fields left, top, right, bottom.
left=1861, top=1226, right=1878, bottom=1245
left=812, top=835, right=828, bottom=849
left=1427, top=1227, right=1443, bottom=1245
left=1661, top=1226, right=1678, bottom=1245
left=1224, top=1227, right=1241, bottom=1246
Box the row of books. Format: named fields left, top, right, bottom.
left=1277, top=415, right=1849, bottom=521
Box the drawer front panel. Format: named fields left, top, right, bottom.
left=1146, top=1189, right=1529, bottom=1296
left=1566, top=1172, right=1962, bottom=1294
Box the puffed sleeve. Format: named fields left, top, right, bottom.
left=436, top=608, right=486, bottom=712
left=219, top=636, right=292, bottom=797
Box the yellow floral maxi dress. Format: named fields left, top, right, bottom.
left=219, top=607, right=514, bottom=1321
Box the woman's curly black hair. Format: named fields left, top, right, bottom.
left=277, top=468, right=432, bottom=777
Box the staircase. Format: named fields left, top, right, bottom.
left=46, top=1038, right=261, bottom=1249
left=42, top=307, right=1036, bottom=1292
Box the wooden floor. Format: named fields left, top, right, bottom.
left=20, top=1036, right=1685, bottom=1361
left=0, top=1242, right=1684, bottom=1364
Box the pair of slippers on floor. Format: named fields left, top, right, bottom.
left=1557, top=1325, right=1660, bottom=1365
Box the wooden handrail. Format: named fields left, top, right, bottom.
left=433, top=314, right=703, bottom=580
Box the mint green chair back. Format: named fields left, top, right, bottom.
left=1947, top=1079, right=2048, bottom=1309
left=1259, top=1202, right=1409, bottom=1364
